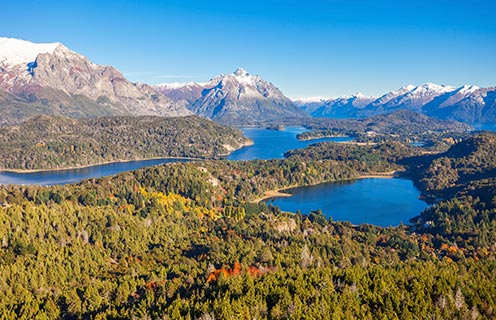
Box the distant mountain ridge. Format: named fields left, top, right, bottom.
left=155, top=68, right=308, bottom=125
left=0, top=37, right=190, bottom=125
left=294, top=83, right=496, bottom=122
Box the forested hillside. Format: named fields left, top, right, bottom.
left=402, top=133, right=496, bottom=248
left=298, top=110, right=472, bottom=143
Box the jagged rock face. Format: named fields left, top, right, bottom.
left=0, top=37, right=190, bottom=124
left=156, top=68, right=307, bottom=125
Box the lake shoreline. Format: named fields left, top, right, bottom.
left=255, top=171, right=399, bottom=203
left=296, top=134, right=350, bottom=142
left=0, top=156, right=202, bottom=174
left=262, top=175, right=427, bottom=227
left=1, top=138, right=255, bottom=174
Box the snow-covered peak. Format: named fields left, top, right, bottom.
left=346, top=92, right=376, bottom=100
left=234, top=68, right=249, bottom=76
left=0, top=37, right=61, bottom=66
left=389, top=85, right=416, bottom=96
left=409, top=83, right=455, bottom=96
left=376, top=83, right=454, bottom=104
left=229, top=67, right=259, bottom=86
left=353, top=92, right=367, bottom=98
left=425, top=82, right=450, bottom=90
left=457, top=84, right=480, bottom=95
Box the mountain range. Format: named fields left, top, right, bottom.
left=294, top=83, right=496, bottom=122
left=155, top=68, right=306, bottom=125
left=1, top=36, right=495, bottom=126
left=0, top=37, right=189, bottom=125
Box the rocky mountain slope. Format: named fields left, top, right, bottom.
left=0, top=37, right=190, bottom=125
left=155, top=68, right=307, bottom=125
left=296, top=83, right=496, bottom=122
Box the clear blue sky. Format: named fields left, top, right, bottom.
left=2, top=0, right=495, bottom=98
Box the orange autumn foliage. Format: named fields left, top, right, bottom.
left=206, top=261, right=256, bottom=282
left=206, top=268, right=229, bottom=283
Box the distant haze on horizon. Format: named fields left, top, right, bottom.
left=1, top=0, right=495, bottom=98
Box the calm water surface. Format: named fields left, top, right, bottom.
left=469, top=122, right=496, bottom=132
left=0, top=159, right=186, bottom=186
left=1, top=126, right=428, bottom=226
left=228, top=127, right=352, bottom=160
left=266, top=178, right=428, bottom=227
left=0, top=127, right=350, bottom=185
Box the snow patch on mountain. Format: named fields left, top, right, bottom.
left=155, top=81, right=208, bottom=90
left=0, top=37, right=60, bottom=66
left=457, top=85, right=480, bottom=95
left=293, top=96, right=329, bottom=104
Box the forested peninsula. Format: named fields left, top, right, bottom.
left=0, top=115, right=251, bottom=171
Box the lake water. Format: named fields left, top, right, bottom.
left=469, top=122, right=496, bottom=132
left=0, top=126, right=350, bottom=185
left=0, top=159, right=186, bottom=186
left=0, top=126, right=427, bottom=226
left=228, top=127, right=352, bottom=160
left=266, top=178, right=428, bottom=227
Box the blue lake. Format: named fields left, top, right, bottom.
left=0, top=159, right=186, bottom=186
left=0, top=126, right=428, bottom=226
left=469, top=122, right=496, bottom=132
left=228, top=127, right=352, bottom=160
left=266, top=178, right=428, bottom=227
left=0, top=127, right=350, bottom=185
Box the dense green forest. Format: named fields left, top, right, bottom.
left=401, top=133, right=496, bottom=249
left=297, top=110, right=472, bottom=146
left=0, top=132, right=495, bottom=319
left=0, top=115, right=251, bottom=170
left=285, top=140, right=419, bottom=173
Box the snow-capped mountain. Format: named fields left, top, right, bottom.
left=296, top=83, right=496, bottom=122
left=0, top=37, right=190, bottom=125
left=424, top=86, right=496, bottom=122
left=293, top=97, right=329, bottom=115
left=310, top=93, right=376, bottom=118
left=361, top=83, right=455, bottom=116
left=0, top=37, right=60, bottom=68
left=156, top=68, right=307, bottom=125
